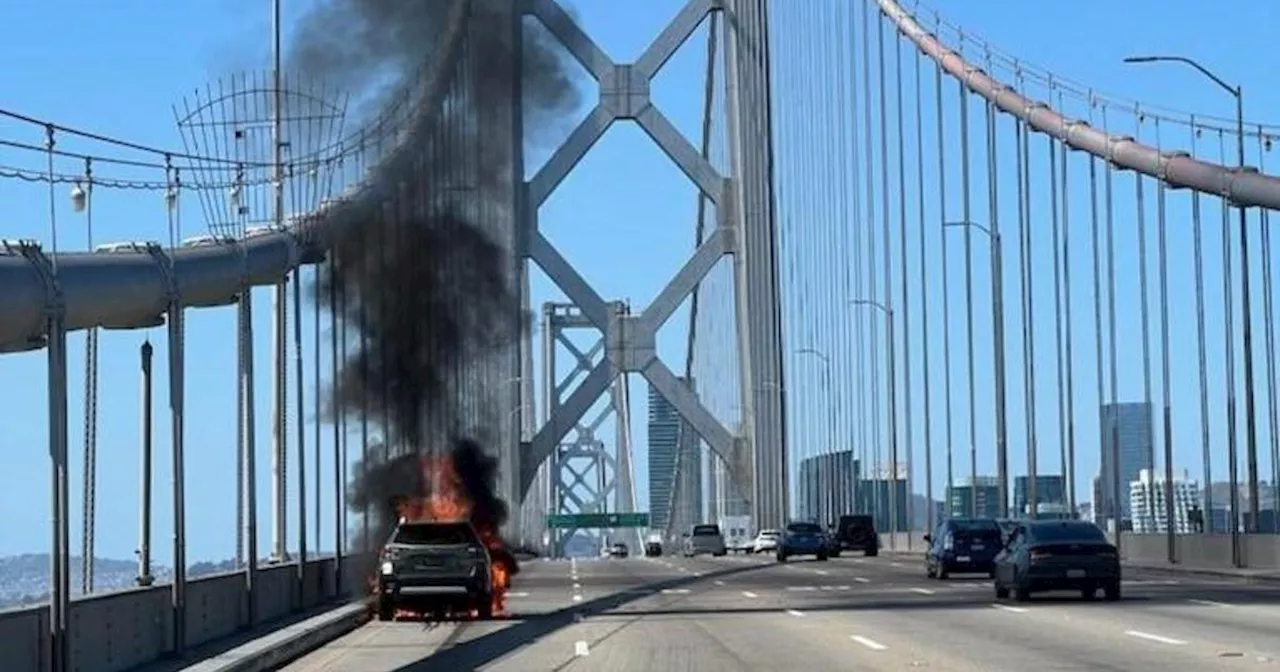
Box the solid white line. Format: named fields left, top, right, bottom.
left=910, top=587, right=935, bottom=595
left=1188, top=598, right=1230, bottom=607
left=786, top=609, right=805, bottom=617
left=661, top=588, right=690, bottom=594
left=742, top=591, right=759, bottom=598
left=850, top=635, right=888, bottom=651
left=574, top=640, right=590, bottom=657
left=854, top=577, right=871, bottom=583
left=1125, top=630, right=1187, bottom=646
left=991, top=604, right=1027, bottom=613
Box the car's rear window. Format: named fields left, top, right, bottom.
left=393, top=522, right=475, bottom=545
left=787, top=522, right=823, bottom=534
left=692, top=524, right=721, bottom=536
left=1028, top=521, right=1106, bottom=543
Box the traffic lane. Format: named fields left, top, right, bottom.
left=279, top=560, right=586, bottom=672
left=605, top=556, right=1188, bottom=669
left=284, top=556, right=766, bottom=671
left=809, top=554, right=1280, bottom=664
left=505, top=557, right=926, bottom=671
left=648, top=555, right=1263, bottom=669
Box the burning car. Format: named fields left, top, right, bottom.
left=377, top=518, right=497, bottom=620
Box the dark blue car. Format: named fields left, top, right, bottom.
left=776, top=521, right=829, bottom=562
left=924, top=518, right=1003, bottom=579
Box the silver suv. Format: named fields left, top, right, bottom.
left=377, top=520, right=494, bottom=620
left=683, top=523, right=728, bottom=557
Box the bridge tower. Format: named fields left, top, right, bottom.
left=512, top=0, right=788, bottom=535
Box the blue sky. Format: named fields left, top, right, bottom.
left=0, top=0, right=1274, bottom=564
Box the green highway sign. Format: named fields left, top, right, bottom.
left=546, top=512, right=650, bottom=529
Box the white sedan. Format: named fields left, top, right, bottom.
left=752, top=530, right=781, bottom=554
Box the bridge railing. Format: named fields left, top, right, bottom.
left=0, top=553, right=373, bottom=672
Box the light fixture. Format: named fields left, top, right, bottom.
left=228, top=184, right=242, bottom=209
left=70, top=183, right=86, bottom=213
left=165, top=187, right=178, bottom=212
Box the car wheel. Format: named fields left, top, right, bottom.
left=776, top=552, right=787, bottom=563
left=1080, top=585, right=1097, bottom=600
left=475, top=594, right=494, bottom=620
left=1103, top=580, right=1121, bottom=601
left=865, top=548, right=878, bottom=557
left=817, top=552, right=828, bottom=561
left=937, top=565, right=949, bottom=580
left=926, top=564, right=936, bottom=579
left=1014, top=582, right=1032, bottom=602
left=376, top=594, right=395, bottom=622
left=994, top=580, right=1009, bottom=599
left=830, top=551, right=841, bottom=558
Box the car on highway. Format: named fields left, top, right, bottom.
left=776, top=521, right=829, bottom=562
left=751, top=529, right=781, bottom=554
left=993, top=519, right=1121, bottom=602
left=683, top=523, right=728, bottom=557
left=608, top=542, right=630, bottom=558
left=644, top=540, right=663, bottom=557
left=376, top=519, right=495, bottom=620
left=924, top=517, right=1004, bottom=579
left=834, top=514, right=879, bottom=556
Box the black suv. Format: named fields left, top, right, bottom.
left=377, top=520, right=494, bottom=620
left=835, top=514, right=879, bottom=556
left=925, top=517, right=1003, bottom=579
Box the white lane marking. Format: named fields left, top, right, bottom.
left=508, top=592, right=530, bottom=598
left=786, top=609, right=805, bottom=617
left=851, top=635, right=888, bottom=651
left=742, top=591, right=759, bottom=598
left=574, top=640, right=590, bottom=657
left=573, top=582, right=581, bottom=589
left=854, top=577, right=871, bottom=583
left=890, top=562, right=903, bottom=567
left=1125, top=630, right=1188, bottom=646
left=991, top=604, right=1027, bottom=613
left=1188, top=598, right=1231, bottom=607
left=714, top=580, right=726, bottom=586
left=814, top=569, right=829, bottom=575
left=572, top=594, right=583, bottom=602
left=786, top=586, right=817, bottom=592
left=661, top=588, right=690, bottom=594
left=910, top=587, right=935, bottom=595
left=852, top=558, right=866, bottom=564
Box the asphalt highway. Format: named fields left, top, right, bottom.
left=279, top=551, right=1280, bottom=670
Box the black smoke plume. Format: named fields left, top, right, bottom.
left=289, top=0, right=580, bottom=551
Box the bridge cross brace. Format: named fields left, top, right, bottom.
left=518, top=0, right=753, bottom=504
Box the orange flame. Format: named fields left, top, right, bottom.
left=374, top=453, right=511, bottom=618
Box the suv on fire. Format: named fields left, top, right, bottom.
left=377, top=519, right=495, bottom=620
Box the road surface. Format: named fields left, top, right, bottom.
left=280, top=551, right=1280, bottom=670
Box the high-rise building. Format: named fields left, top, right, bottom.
left=1130, top=468, right=1200, bottom=534
left=648, top=382, right=700, bottom=534
left=1098, top=402, right=1155, bottom=523
left=1013, top=474, right=1066, bottom=516
left=796, top=450, right=861, bottom=525
left=947, top=476, right=1002, bottom=519
left=859, top=463, right=910, bottom=532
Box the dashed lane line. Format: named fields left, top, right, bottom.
left=786, top=609, right=805, bottom=617
left=851, top=635, right=888, bottom=651
left=1125, top=630, right=1188, bottom=646
left=741, top=591, right=759, bottom=598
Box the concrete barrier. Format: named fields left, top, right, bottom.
left=876, top=531, right=1280, bottom=575
left=0, top=553, right=374, bottom=672
left=179, top=603, right=369, bottom=672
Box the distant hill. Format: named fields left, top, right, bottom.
left=0, top=554, right=249, bottom=610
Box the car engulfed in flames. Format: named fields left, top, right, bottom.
left=371, top=452, right=519, bottom=621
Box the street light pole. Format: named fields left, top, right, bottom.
left=945, top=221, right=1008, bottom=518
left=1124, top=56, right=1257, bottom=541
left=797, top=348, right=837, bottom=523
left=849, top=299, right=897, bottom=543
